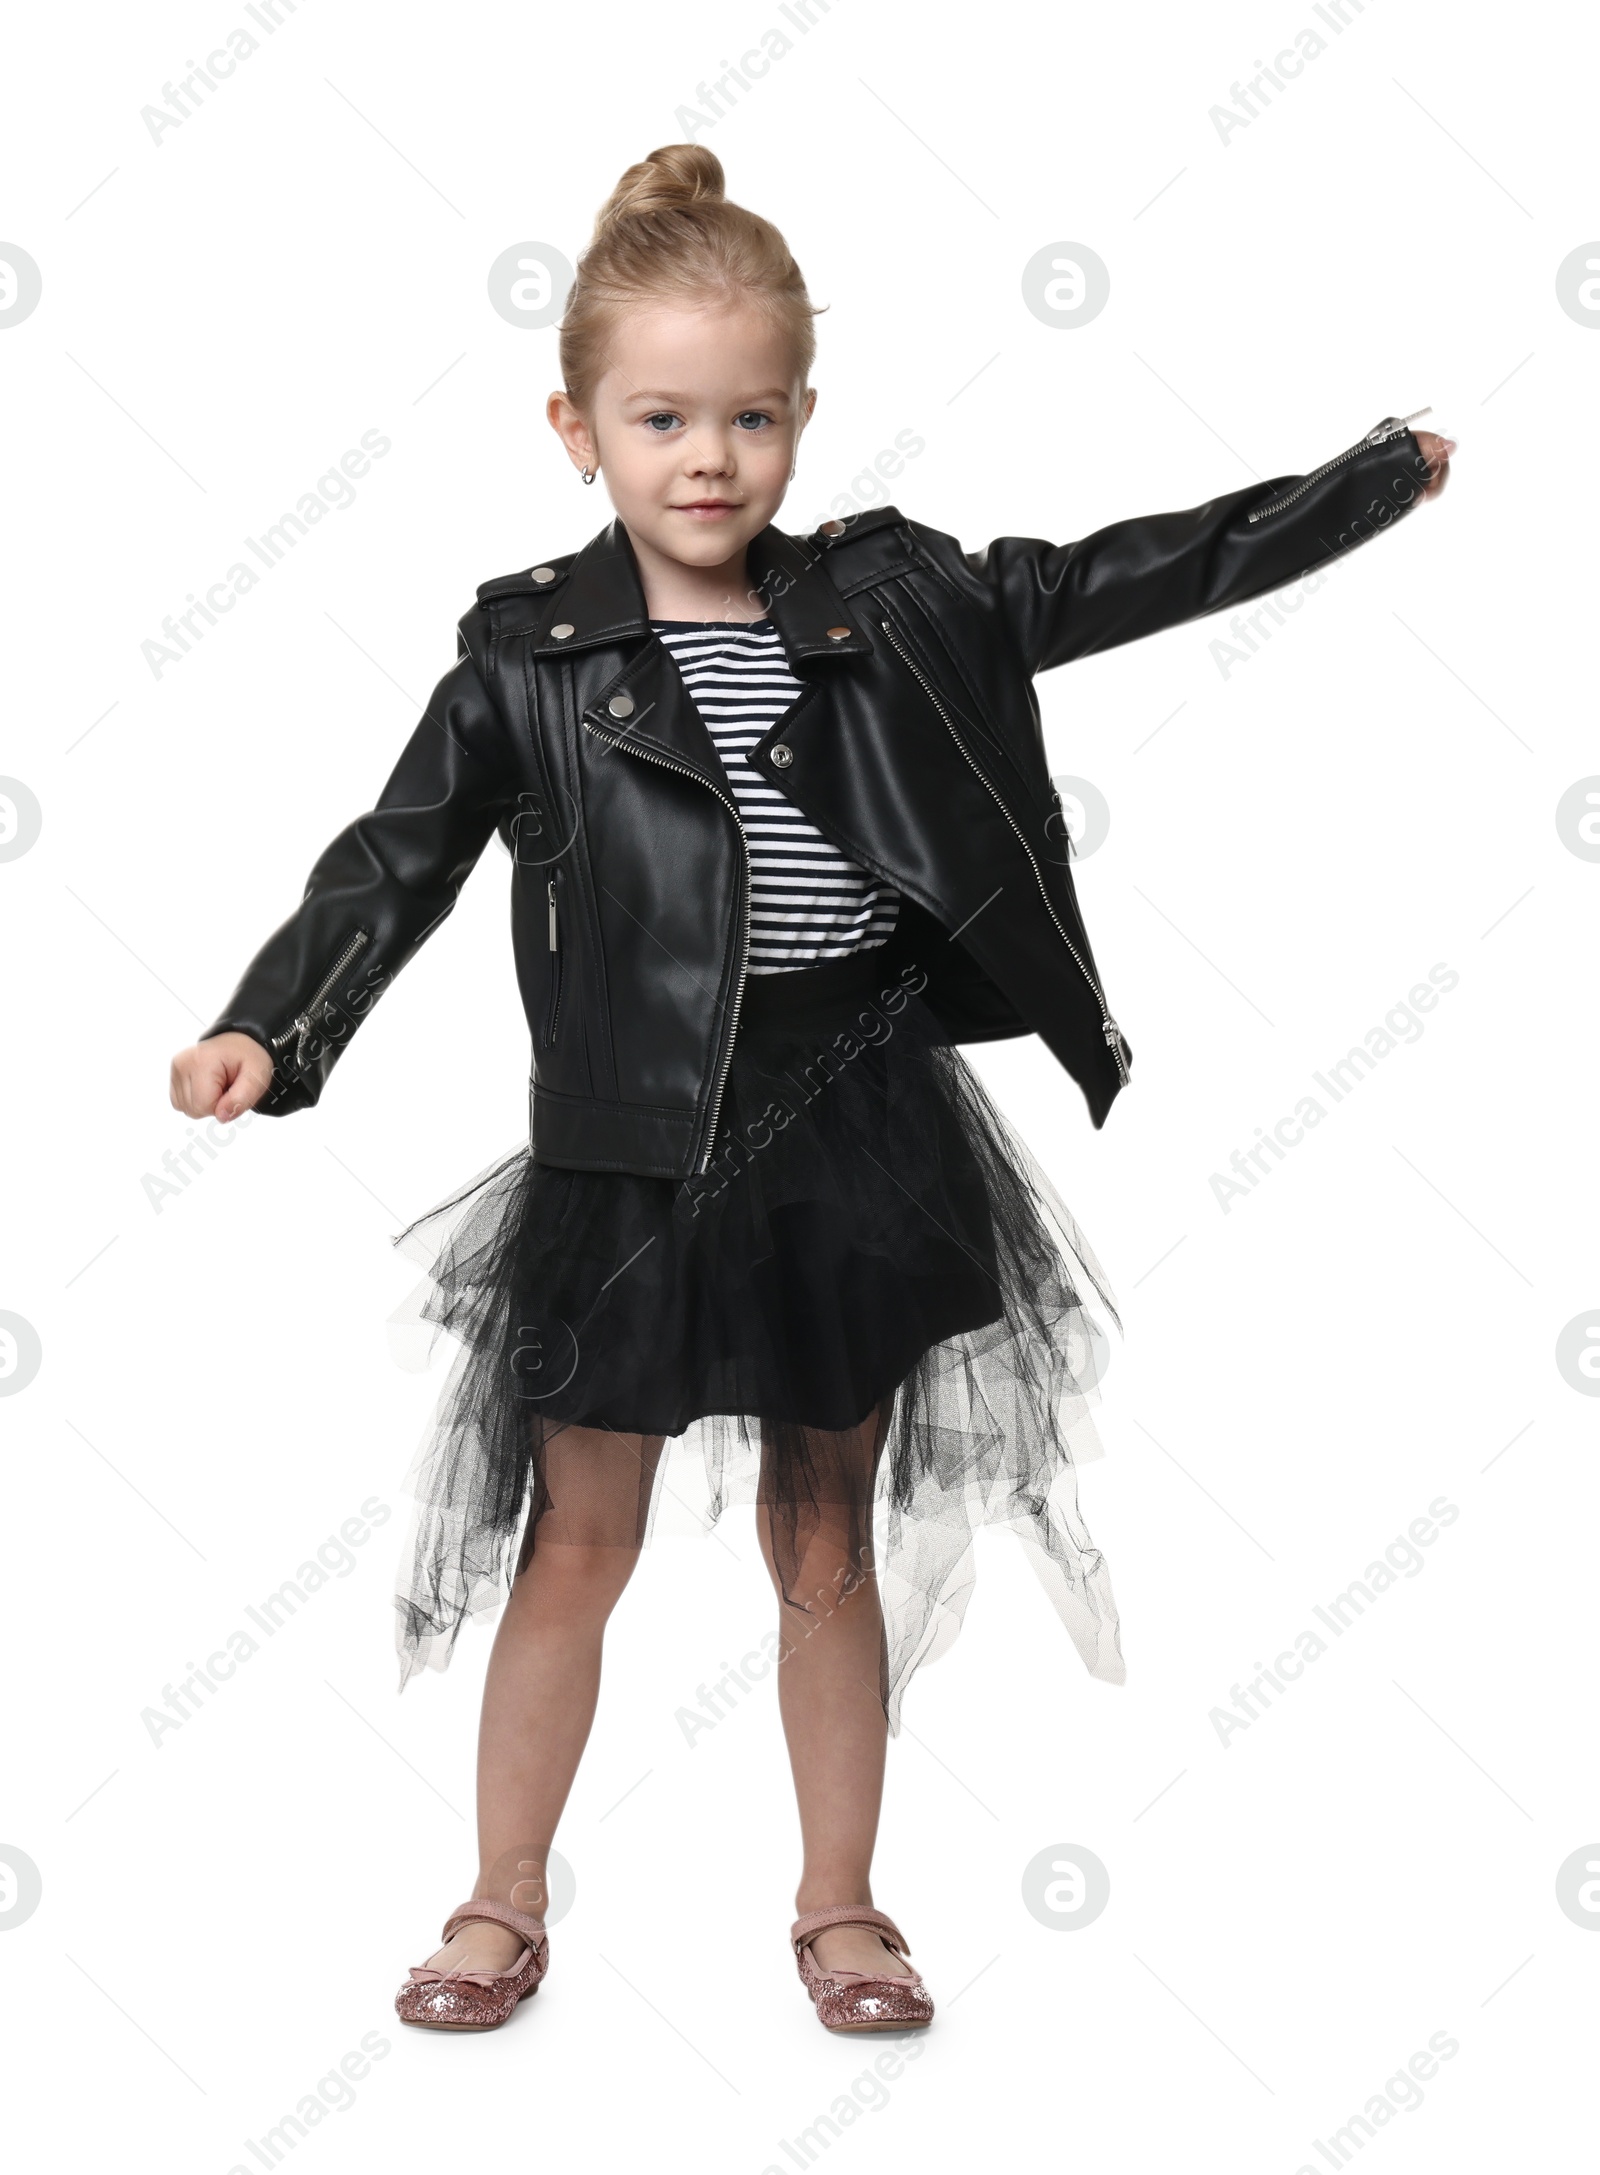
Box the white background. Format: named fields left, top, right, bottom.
left=2, top=1, right=1593, bottom=2167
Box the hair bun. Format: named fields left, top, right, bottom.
left=560, top=145, right=823, bottom=417
left=594, top=144, right=725, bottom=232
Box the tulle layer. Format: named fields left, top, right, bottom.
left=386, top=932, right=1126, bottom=1732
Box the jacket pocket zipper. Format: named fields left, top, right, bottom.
left=269, top=927, right=372, bottom=1074
left=1246, top=407, right=1432, bottom=524
left=580, top=716, right=751, bottom=1172
left=876, top=613, right=1130, bottom=1085
left=542, top=873, right=563, bottom=1046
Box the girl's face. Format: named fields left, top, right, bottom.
left=549, top=300, right=815, bottom=589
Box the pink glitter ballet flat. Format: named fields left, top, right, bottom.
left=394, top=1898, right=549, bottom=2032
left=791, top=1905, right=935, bottom=2033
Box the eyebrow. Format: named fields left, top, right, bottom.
left=619, top=387, right=795, bottom=406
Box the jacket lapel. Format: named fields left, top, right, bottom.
left=533, top=515, right=873, bottom=781
left=528, top=517, right=873, bottom=664
left=746, top=528, right=875, bottom=659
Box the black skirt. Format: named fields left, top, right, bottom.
left=386, top=918, right=1125, bottom=1731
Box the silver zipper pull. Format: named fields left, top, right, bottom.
left=1369, top=406, right=1432, bottom=444
left=270, top=928, right=372, bottom=1060
left=547, top=875, right=558, bottom=950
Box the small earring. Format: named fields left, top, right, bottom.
left=580, top=465, right=597, bottom=485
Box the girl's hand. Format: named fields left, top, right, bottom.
left=1414, top=428, right=1455, bottom=501
left=170, top=1032, right=275, bottom=1123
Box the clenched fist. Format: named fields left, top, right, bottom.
left=170, top=1032, right=275, bottom=1123
left=1415, top=429, right=1455, bottom=500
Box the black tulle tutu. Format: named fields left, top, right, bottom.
left=386, top=922, right=1125, bottom=1731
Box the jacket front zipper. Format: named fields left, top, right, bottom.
left=542, top=873, right=563, bottom=1046
left=1247, top=408, right=1432, bottom=523
left=877, top=614, right=1130, bottom=1084
left=581, top=715, right=751, bottom=1172
left=270, top=927, right=371, bottom=1073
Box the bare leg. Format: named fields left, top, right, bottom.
left=424, top=1423, right=664, bottom=1973
left=756, top=1401, right=914, bottom=1981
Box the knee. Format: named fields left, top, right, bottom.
left=759, top=1520, right=877, bottom=1619
left=511, top=1540, right=641, bottom=1621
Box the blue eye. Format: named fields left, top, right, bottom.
left=641, top=409, right=772, bottom=433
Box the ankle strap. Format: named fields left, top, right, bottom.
left=441, top=1897, right=549, bottom=1949
left=791, top=1905, right=910, bottom=1958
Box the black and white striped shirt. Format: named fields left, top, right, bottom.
left=652, top=619, right=901, bottom=974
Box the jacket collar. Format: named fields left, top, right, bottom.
left=527, top=517, right=875, bottom=664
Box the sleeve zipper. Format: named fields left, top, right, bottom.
left=269, top=927, right=372, bottom=1074
left=541, top=873, right=563, bottom=1047
left=1246, top=408, right=1432, bottom=524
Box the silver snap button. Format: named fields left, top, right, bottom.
left=550, top=622, right=575, bottom=640
left=530, top=566, right=557, bottom=583
left=770, top=744, right=794, bottom=768
left=820, top=519, right=845, bottom=539
left=825, top=625, right=851, bottom=642
left=607, top=693, right=635, bottom=719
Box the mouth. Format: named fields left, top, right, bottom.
left=672, top=500, right=742, bottom=515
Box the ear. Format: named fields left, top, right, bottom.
left=546, top=389, right=595, bottom=470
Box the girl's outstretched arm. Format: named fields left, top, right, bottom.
left=969, top=414, right=1452, bottom=678
left=174, top=613, right=515, bottom=1123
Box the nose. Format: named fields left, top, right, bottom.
left=684, top=428, right=736, bottom=478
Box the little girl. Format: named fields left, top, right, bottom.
left=170, top=143, right=1452, bottom=2036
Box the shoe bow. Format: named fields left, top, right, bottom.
left=406, top=1963, right=507, bottom=1989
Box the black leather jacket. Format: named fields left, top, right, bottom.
left=202, top=413, right=1433, bottom=1179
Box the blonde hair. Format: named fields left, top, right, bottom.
left=558, top=144, right=824, bottom=416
